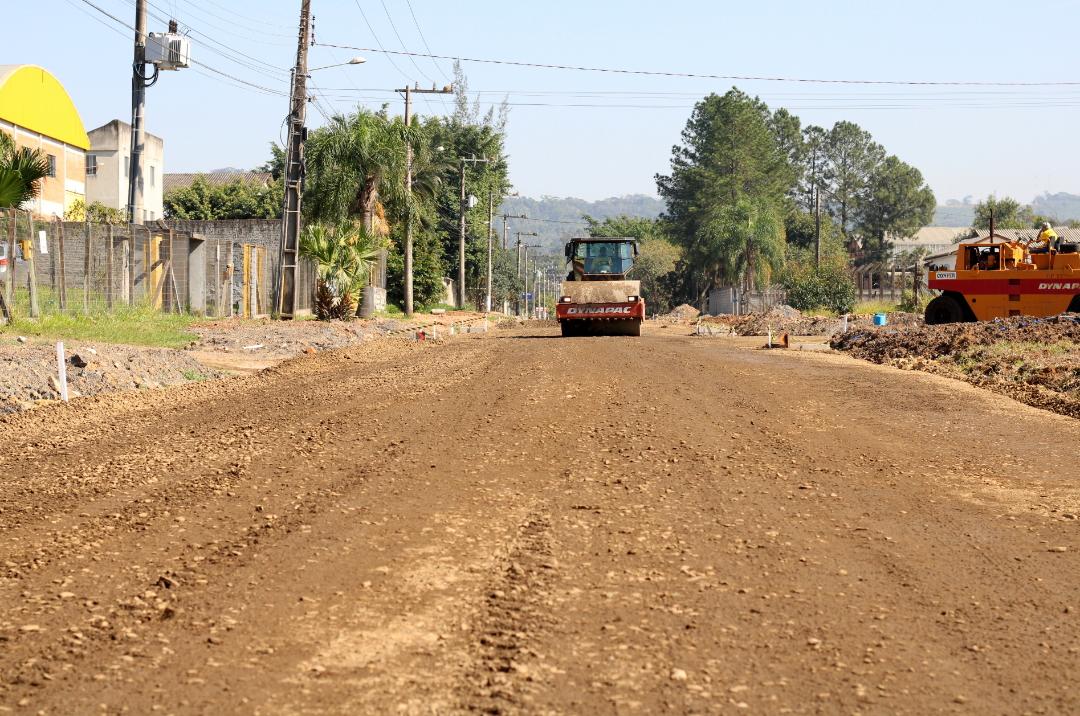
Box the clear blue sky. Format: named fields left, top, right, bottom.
left=10, top=0, right=1080, bottom=206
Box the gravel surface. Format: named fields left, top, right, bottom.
left=832, top=314, right=1080, bottom=418
left=0, top=340, right=217, bottom=413
left=191, top=313, right=495, bottom=360
left=0, top=326, right=1078, bottom=713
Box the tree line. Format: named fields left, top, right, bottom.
left=165, top=63, right=519, bottom=318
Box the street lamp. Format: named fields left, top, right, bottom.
left=307, top=56, right=366, bottom=74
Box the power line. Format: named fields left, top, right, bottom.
left=73, top=0, right=287, bottom=96
left=379, top=0, right=435, bottom=84
left=317, top=42, right=1080, bottom=88
left=402, top=0, right=453, bottom=83
left=132, top=0, right=290, bottom=77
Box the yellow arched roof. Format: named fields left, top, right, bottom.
left=0, top=65, right=90, bottom=150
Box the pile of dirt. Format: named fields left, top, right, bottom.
left=0, top=340, right=219, bottom=413
left=702, top=307, right=922, bottom=337
left=832, top=315, right=1080, bottom=418
left=661, top=304, right=701, bottom=322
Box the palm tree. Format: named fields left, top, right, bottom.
left=692, top=198, right=785, bottom=302
left=304, top=110, right=409, bottom=232
left=0, top=132, right=50, bottom=210
left=299, top=220, right=382, bottom=320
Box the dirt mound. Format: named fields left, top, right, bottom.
left=0, top=340, right=219, bottom=412
left=662, top=304, right=701, bottom=322
left=832, top=315, right=1080, bottom=418
left=702, top=308, right=922, bottom=337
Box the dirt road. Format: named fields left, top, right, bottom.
left=1, top=328, right=1078, bottom=714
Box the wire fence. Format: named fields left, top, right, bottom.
left=0, top=209, right=314, bottom=321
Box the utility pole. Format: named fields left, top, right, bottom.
left=514, top=231, right=537, bottom=317
left=458, top=156, right=489, bottom=309
left=522, top=243, right=541, bottom=318
left=814, top=185, right=821, bottom=268
left=502, top=213, right=527, bottom=250
left=485, top=189, right=495, bottom=313
left=275, top=0, right=311, bottom=319
left=126, top=0, right=151, bottom=225
left=515, top=231, right=537, bottom=278
left=397, top=83, right=453, bottom=317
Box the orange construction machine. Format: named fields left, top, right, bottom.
left=925, top=235, right=1080, bottom=324
left=556, top=238, right=644, bottom=337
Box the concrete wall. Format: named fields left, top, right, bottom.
left=168, top=219, right=313, bottom=315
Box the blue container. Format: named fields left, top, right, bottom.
left=873, top=313, right=888, bottom=326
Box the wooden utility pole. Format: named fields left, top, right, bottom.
left=396, top=83, right=452, bottom=316
left=275, top=0, right=311, bottom=319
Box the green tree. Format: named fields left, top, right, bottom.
left=0, top=131, right=50, bottom=210
left=705, top=198, right=786, bottom=292
left=163, top=176, right=281, bottom=220
left=304, top=109, right=409, bottom=231
left=64, top=199, right=126, bottom=224
left=799, top=125, right=828, bottom=214
left=584, top=215, right=682, bottom=313
left=823, top=121, right=885, bottom=240
left=972, top=195, right=1037, bottom=230
left=657, top=89, right=795, bottom=301
left=857, top=155, right=936, bottom=261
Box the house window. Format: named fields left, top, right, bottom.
left=46, top=154, right=57, bottom=178
left=124, top=155, right=129, bottom=178
left=149, top=165, right=155, bottom=187
left=86, top=154, right=98, bottom=177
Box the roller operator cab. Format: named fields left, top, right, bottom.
left=556, top=238, right=644, bottom=337
left=925, top=238, right=1080, bottom=324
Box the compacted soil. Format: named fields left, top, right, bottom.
left=1, top=327, right=1078, bottom=714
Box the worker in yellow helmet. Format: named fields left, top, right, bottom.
left=1030, top=222, right=1058, bottom=254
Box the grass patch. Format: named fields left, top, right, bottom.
left=1, top=305, right=199, bottom=349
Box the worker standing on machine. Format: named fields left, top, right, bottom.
left=1031, top=222, right=1058, bottom=254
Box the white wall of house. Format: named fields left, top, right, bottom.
left=85, top=120, right=164, bottom=221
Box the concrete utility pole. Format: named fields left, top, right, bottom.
left=814, top=185, right=822, bottom=269
left=397, top=83, right=453, bottom=317
left=486, top=190, right=494, bottom=312
left=458, top=156, right=489, bottom=309
left=502, top=212, right=526, bottom=250
left=275, top=0, right=311, bottom=319
left=522, top=243, right=541, bottom=318
left=126, top=0, right=150, bottom=225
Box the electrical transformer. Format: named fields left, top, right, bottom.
left=146, top=32, right=191, bottom=71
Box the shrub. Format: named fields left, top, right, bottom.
left=782, top=263, right=857, bottom=315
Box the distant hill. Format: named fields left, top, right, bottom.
left=498, top=194, right=665, bottom=253
left=933, top=204, right=974, bottom=227
left=1032, top=192, right=1080, bottom=222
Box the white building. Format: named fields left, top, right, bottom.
left=85, top=119, right=164, bottom=222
